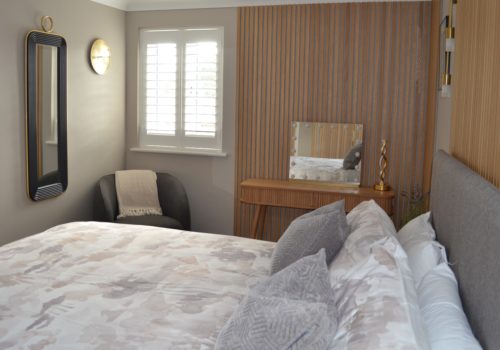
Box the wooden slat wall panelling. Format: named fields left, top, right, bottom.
left=235, top=3, right=431, bottom=241
left=450, top=0, right=500, bottom=187
left=422, top=0, right=441, bottom=201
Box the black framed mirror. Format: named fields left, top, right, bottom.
left=26, top=28, right=67, bottom=201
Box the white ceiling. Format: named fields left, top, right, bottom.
left=90, top=0, right=429, bottom=12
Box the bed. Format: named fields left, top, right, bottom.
left=0, top=151, right=499, bottom=349
left=0, top=224, right=274, bottom=349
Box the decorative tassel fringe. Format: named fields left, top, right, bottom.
left=117, top=207, right=163, bottom=219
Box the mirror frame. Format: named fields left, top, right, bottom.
left=26, top=30, right=67, bottom=201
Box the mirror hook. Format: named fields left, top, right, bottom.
left=40, top=16, right=54, bottom=33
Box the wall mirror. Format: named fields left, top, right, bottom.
left=26, top=23, right=67, bottom=201
left=289, top=122, right=363, bottom=186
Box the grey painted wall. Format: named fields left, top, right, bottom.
left=125, top=8, right=237, bottom=235
left=0, top=0, right=126, bottom=245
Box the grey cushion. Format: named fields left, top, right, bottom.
left=270, top=200, right=349, bottom=274
left=116, top=215, right=183, bottom=230
left=216, top=249, right=337, bottom=350
left=342, top=143, right=363, bottom=170
left=301, top=200, right=347, bottom=219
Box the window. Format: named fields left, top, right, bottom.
left=139, top=27, right=224, bottom=152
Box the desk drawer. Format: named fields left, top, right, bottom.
left=241, top=187, right=315, bottom=209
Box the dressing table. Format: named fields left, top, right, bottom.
left=241, top=121, right=394, bottom=240
left=240, top=179, right=394, bottom=240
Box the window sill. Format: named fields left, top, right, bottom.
left=130, top=147, right=228, bottom=158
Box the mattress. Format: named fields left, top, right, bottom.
left=0, top=222, right=274, bottom=349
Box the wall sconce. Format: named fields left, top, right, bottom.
left=441, top=0, right=457, bottom=98
left=441, top=50, right=452, bottom=98
left=444, top=0, right=456, bottom=52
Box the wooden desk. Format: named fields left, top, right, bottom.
left=240, top=179, right=395, bottom=240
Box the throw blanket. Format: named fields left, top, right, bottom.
left=115, top=169, right=163, bottom=218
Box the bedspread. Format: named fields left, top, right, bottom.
left=0, top=222, right=274, bottom=349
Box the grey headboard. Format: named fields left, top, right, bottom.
left=430, top=150, right=500, bottom=349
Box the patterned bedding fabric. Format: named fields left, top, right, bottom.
left=0, top=222, right=274, bottom=350
left=329, top=201, right=430, bottom=350
left=289, top=156, right=360, bottom=183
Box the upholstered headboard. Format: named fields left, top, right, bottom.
left=430, top=151, right=500, bottom=349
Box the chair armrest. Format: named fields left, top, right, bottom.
left=157, top=173, right=191, bottom=230
left=93, top=174, right=119, bottom=222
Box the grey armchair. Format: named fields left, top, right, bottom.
left=93, top=172, right=191, bottom=230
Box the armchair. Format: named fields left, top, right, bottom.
left=93, top=172, right=191, bottom=230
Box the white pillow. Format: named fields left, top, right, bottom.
left=342, top=200, right=397, bottom=261
left=398, top=212, right=435, bottom=246
left=405, top=240, right=447, bottom=287
left=347, top=200, right=396, bottom=235
left=418, top=263, right=482, bottom=350
left=397, top=212, right=448, bottom=287
left=329, top=200, right=430, bottom=350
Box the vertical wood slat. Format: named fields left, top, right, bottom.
left=450, top=0, right=500, bottom=188
left=304, top=123, right=362, bottom=158
left=236, top=3, right=432, bottom=241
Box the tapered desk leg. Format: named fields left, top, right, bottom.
left=251, top=205, right=267, bottom=240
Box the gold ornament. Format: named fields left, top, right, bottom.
left=374, top=139, right=391, bottom=191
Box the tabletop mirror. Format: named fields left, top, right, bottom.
left=289, top=122, right=363, bottom=186
left=26, top=22, right=67, bottom=201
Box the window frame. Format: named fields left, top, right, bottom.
left=138, top=26, right=224, bottom=152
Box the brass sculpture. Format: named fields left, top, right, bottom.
left=374, top=139, right=391, bottom=191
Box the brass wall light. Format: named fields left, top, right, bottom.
left=90, top=39, right=111, bottom=75
left=444, top=2, right=456, bottom=52
left=441, top=0, right=457, bottom=98
left=441, top=50, right=452, bottom=97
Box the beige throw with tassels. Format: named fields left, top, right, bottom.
left=115, top=170, right=163, bottom=218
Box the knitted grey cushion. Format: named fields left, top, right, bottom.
left=270, top=200, right=349, bottom=274
left=215, top=249, right=337, bottom=350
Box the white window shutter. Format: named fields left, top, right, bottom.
left=184, top=41, right=218, bottom=138
left=139, top=28, right=223, bottom=152
left=145, top=43, right=177, bottom=136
